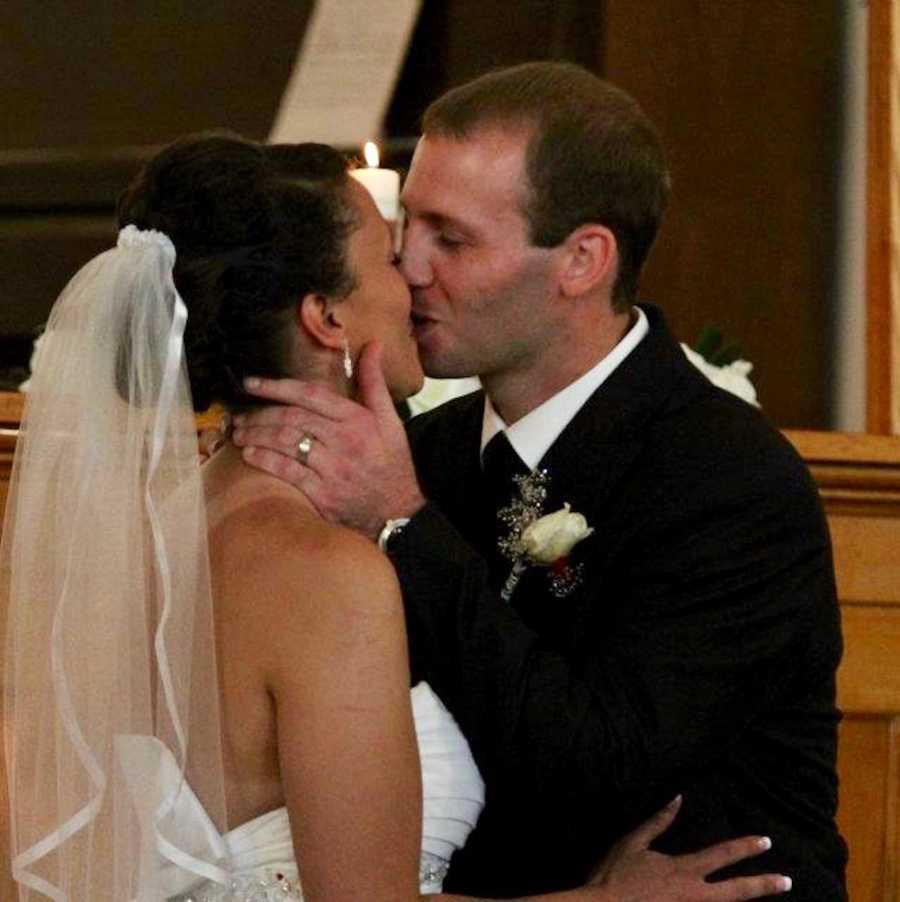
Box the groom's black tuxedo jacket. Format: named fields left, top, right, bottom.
left=391, top=305, right=847, bottom=899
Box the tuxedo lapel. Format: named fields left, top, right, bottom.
left=539, top=304, right=704, bottom=515
left=507, top=305, right=709, bottom=625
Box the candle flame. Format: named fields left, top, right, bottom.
left=363, top=141, right=380, bottom=168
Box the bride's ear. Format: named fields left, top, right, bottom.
left=297, top=292, right=346, bottom=351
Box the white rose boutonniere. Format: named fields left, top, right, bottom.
left=496, top=471, right=594, bottom=601
left=522, top=503, right=594, bottom=565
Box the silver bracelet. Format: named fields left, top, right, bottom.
left=377, top=517, right=411, bottom=551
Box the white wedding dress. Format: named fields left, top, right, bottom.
left=118, top=682, right=484, bottom=901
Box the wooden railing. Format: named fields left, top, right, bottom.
left=1, top=393, right=899, bottom=899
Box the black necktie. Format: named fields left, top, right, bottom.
left=481, top=432, right=529, bottom=581
left=482, top=431, right=528, bottom=510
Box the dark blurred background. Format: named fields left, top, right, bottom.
left=0, top=1, right=848, bottom=429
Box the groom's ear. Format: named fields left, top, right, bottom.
left=557, top=224, right=618, bottom=299
left=297, top=293, right=345, bottom=351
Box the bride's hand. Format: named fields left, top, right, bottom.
left=587, top=796, right=792, bottom=901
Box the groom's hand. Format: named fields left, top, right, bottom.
left=232, top=342, right=426, bottom=539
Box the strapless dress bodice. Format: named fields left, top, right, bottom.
left=120, top=682, right=484, bottom=900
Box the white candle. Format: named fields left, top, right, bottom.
left=350, top=141, right=400, bottom=222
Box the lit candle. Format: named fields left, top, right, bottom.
left=350, top=141, right=400, bottom=222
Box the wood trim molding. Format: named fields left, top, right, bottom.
left=867, top=0, right=900, bottom=433
left=0, top=392, right=22, bottom=425
left=785, top=429, right=900, bottom=513
left=3, top=394, right=899, bottom=470
left=0, top=391, right=222, bottom=432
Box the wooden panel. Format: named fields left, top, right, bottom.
left=830, top=515, right=900, bottom=604
left=866, top=0, right=899, bottom=434
left=784, top=429, right=900, bottom=899
left=0, top=149, right=151, bottom=211
left=840, top=608, right=900, bottom=714
left=0, top=4, right=314, bottom=151
left=602, top=2, right=840, bottom=430
left=836, top=717, right=898, bottom=902
left=385, top=0, right=603, bottom=138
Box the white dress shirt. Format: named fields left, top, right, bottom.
left=481, top=306, right=648, bottom=470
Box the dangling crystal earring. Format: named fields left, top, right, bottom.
left=342, top=338, right=354, bottom=380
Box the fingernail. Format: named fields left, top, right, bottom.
left=244, top=376, right=260, bottom=390
left=777, top=876, right=792, bottom=892
left=757, top=836, right=772, bottom=851
left=668, top=794, right=682, bottom=807
left=243, top=446, right=256, bottom=459
left=232, top=427, right=244, bottom=442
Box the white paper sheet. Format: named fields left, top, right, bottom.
left=269, top=0, right=422, bottom=147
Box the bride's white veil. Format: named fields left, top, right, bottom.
left=1, top=226, right=228, bottom=899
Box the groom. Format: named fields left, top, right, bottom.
left=233, top=63, right=847, bottom=898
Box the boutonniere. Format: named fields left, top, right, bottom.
left=497, top=471, right=594, bottom=601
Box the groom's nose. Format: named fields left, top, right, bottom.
left=399, top=223, right=433, bottom=288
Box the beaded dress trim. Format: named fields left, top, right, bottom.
left=170, top=851, right=450, bottom=900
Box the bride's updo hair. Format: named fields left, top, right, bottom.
left=117, top=132, right=358, bottom=411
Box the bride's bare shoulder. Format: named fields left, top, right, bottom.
left=207, top=464, right=400, bottom=638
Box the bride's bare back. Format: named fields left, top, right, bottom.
left=202, top=444, right=422, bottom=899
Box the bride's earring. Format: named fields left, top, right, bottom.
left=342, top=338, right=354, bottom=380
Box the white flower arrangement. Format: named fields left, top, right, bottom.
left=18, top=330, right=47, bottom=393
left=407, top=376, right=481, bottom=417
left=681, top=343, right=759, bottom=407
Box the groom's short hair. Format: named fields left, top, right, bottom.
left=422, top=61, right=669, bottom=310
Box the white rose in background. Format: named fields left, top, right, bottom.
left=406, top=349, right=758, bottom=415
left=522, top=503, right=594, bottom=565
left=18, top=330, right=47, bottom=393
left=681, top=343, right=759, bottom=407
left=407, top=376, right=481, bottom=417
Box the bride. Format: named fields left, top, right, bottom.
left=3, top=133, right=789, bottom=901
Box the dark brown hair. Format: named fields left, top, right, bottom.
left=423, top=62, right=669, bottom=309
left=117, top=132, right=357, bottom=411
